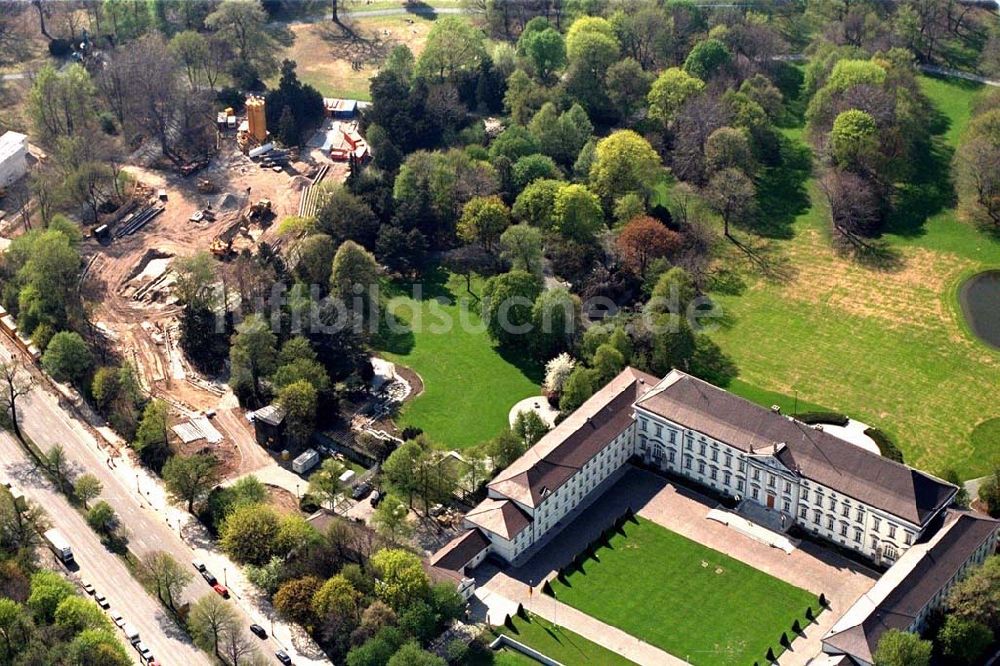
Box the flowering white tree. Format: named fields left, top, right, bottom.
left=543, top=353, right=576, bottom=396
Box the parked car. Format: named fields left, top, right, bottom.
left=201, top=569, right=218, bottom=585
left=429, top=503, right=445, bottom=517
left=250, top=623, right=267, bottom=639
left=369, top=490, right=383, bottom=507
left=275, top=650, right=292, bottom=665
left=109, top=610, right=125, bottom=628
left=192, top=560, right=206, bottom=572
left=351, top=482, right=372, bottom=501
left=135, top=641, right=153, bottom=660
left=122, top=623, right=140, bottom=645
left=94, top=592, right=110, bottom=609
left=81, top=580, right=94, bottom=595
left=213, top=582, right=229, bottom=598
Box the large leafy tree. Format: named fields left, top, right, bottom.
left=162, top=454, right=221, bottom=514
left=457, top=196, right=510, bottom=252
left=482, top=270, right=543, bottom=347
left=220, top=503, right=281, bottom=566
left=277, top=380, right=318, bottom=446
left=416, top=17, right=486, bottom=80
left=370, top=549, right=430, bottom=611
left=41, top=331, right=92, bottom=386
left=872, top=629, right=931, bottom=666
left=589, top=131, right=662, bottom=203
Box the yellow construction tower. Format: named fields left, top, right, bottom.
left=246, top=96, right=267, bottom=143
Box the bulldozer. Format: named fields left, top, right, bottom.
left=196, top=178, right=218, bottom=194
left=209, top=237, right=233, bottom=259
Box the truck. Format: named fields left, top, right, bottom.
left=43, top=529, right=74, bottom=565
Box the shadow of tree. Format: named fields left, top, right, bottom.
left=750, top=135, right=813, bottom=240
left=315, top=18, right=393, bottom=66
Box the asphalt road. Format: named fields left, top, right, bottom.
left=0, top=432, right=210, bottom=666
left=1, top=342, right=327, bottom=665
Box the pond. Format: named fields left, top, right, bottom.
left=959, top=271, right=1000, bottom=349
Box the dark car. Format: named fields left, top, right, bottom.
left=275, top=649, right=292, bottom=665
left=250, top=624, right=267, bottom=639
left=201, top=570, right=218, bottom=585
left=351, top=482, right=372, bottom=501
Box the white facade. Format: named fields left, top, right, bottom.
left=0, top=132, right=28, bottom=187
left=634, top=407, right=926, bottom=564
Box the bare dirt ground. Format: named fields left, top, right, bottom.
left=80, top=140, right=336, bottom=480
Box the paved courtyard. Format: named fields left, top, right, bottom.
left=475, top=467, right=879, bottom=666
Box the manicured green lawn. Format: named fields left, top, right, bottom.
left=495, top=613, right=636, bottom=666
left=705, top=74, right=1000, bottom=480
left=550, top=518, right=818, bottom=666
left=374, top=268, right=542, bottom=449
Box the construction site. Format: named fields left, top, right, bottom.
left=75, top=96, right=351, bottom=479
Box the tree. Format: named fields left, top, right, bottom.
left=589, top=131, right=661, bottom=203
left=530, top=287, right=580, bottom=360
left=820, top=169, right=881, bottom=247
left=68, top=628, right=131, bottom=666
left=74, top=474, right=102, bottom=509
left=706, top=168, right=757, bottom=238
left=605, top=58, right=653, bottom=121
left=512, top=179, right=562, bottom=229
left=500, top=224, right=543, bottom=275
left=138, top=551, right=192, bottom=612
left=980, top=470, right=1000, bottom=517
left=383, top=440, right=425, bottom=509
left=189, top=593, right=240, bottom=658
left=312, top=573, right=361, bottom=622
left=315, top=185, right=380, bottom=250
left=46, top=445, right=71, bottom=494
left=309, top=458, right=347, bottom=512
left=169, top=30, right=209, bottom=88
left=457, top=196, right=510, bottom=252
left=54, top=596, right=112, bottom=633
left=947, top=555, right=1000, bottom=631
left=329, top=240, right=380, bottom=325
left=162, top=454, right=220, bottom=514
left=372, top=495, right=412, bottom=545
left=489, top=125, right=539, bottom=163
left=0, top=361, right=34, bottom=440
left=705, top=127, right=755, bottom=176
left=482, top=270, right=543, bottom=347
left=684, top=38, right=732, bottom=80
left=86, top=501, right=119, bottom=539
left=593, top=344, right=626, bottom=384
left=28, top=571, right=75, bottom=621
left=41, top=331, right=92, bottom=386
left=528, top=103, right=592, bottom=169
left=371, top=549, right=430, bottom=611
left=957, top=108, right=1000, bottom=228
left=275, top=576, right=322, bottom=627
left=220, top=503, right=281, bottom=566
left=513, top=154, right=560, bottom=191
left=27, top=63, right=96, bottom=144
left=133, top=399, right=171, bottom=471
left=204, top=0, right=278, bottom=79
left=229, top=314, right=278, bottom=406
left=543, top=353, right=575, bottom=397
left=616, top=216, right=682, bottom=278
left=937, top=615, right=993, bottom=664
left=512, top=410, right=549, bottom=446
left=416, top=16, right=486, bottom=80
left=520, top=26, right=565, bottom=81
left=829, top=109, right=879, bottom=171
left=559, top=366, right=599, bottom=413
left=872, top=629, right=931, bottom=666
left=277, top=380, right=317, bottom=446
left=387, top=643, right=446, bottom=666
left=553, top=184, right=604, bottom=243
left=648, top=67, right=705, bottom=127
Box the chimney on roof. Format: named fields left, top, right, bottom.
left=771, top=405, right=781, bottom=414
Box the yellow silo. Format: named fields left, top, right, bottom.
left=246, top=96, right=267, bottom=143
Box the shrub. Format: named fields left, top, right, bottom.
left=792, top=619, right=801, bottom=634
left=766, top=647, right=776, bottom=662
left=541, top=581, right=554, bottom=596
left=401, top=426, right=423, bottom=441
left=780, top=632, right=790, bottom=648
left=48, top=39, right=72, bottom=57
left=98, top=112, right=117, bottom=135
left=503, top=614, right=514, bottom=629
left=864, top=427, right=903, bottom=462
left=794, top=411, right=849, bottom=426
left=516, top=603, right=526, bottom=619
left=819, top=593, right=827, bottom=607
left=805, top=607, right=814, bottom=621
left=299, top=494, right=320, bottom=514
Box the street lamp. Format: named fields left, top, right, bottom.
left=295, top=483, right=299, bottom=499
left=224, top=567, right=228, bottom=587
left=135, top=473, right=140, bottom=492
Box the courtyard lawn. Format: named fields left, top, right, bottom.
left=375, top=268, right=542, bottom=449
left=550, top=518, right=819, bottom=666
left=705, top=74, right=1000, bottom=480
left=495, top=613, right=636, bottom=666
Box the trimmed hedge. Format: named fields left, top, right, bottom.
left=794, top=411, right=849, bottom=426
left=542, top=580, right=554, bottom=596
left=864, top=427, right=904, bottom=463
